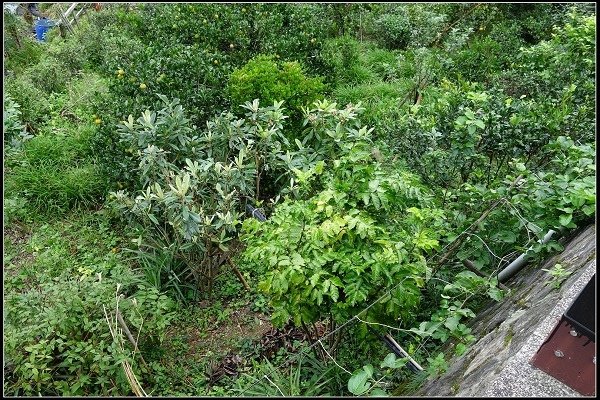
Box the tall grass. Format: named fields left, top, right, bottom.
left=5, top=122, right=108, bottom=214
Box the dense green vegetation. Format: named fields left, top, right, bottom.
left=3, top=3, right=595, bottom=396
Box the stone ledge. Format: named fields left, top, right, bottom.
left=417, top=224, right=596, bottom=397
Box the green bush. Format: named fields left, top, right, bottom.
left=3, top=11, right=44, bottom=75
left=228, top=54, right=325, bottom=132
left=138, top=4, right=331, bottom=73
left=404, top=4, right=447, bottom=48
left=46, top=33, right=90, bottom=74
left=4, top=258, right=176, bottom=396
left=448, top=36, right=506, bottom=83
left=109, top=96, right=294, bottom=301
left=5, top=76, right=52, bottom=130
left=23, top=55, right=73, bottom=95
left=333, top=82, right=410, bottom=129
left=370, top=7, right=411, bottom=50
left=241, top=101, right=445, bottom=334
left=319, top=36, right=375, bottom=85
left=3, top=94, right=26, bottom=142
left=492, top=11, right=595, bottom=143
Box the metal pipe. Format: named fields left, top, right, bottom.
left=384, top=333, right=424, bottom=372
left=64, top=2, right=78, bottom=18
left=497, top=229, right=556, bottom=283
left=245, top=204, right=266, bottom=222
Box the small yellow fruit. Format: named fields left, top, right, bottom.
left=230, top=43, right=234, bottom=49
left=214, top=14, right=218, bottom=19
left=112, top=247, right=119, bottom=253
left=94, top=118, right=102, bottom=124
left=311, top=38, right=316, bottom=43
left=203, top=19, right=207, bottom=23
left=213, top=59, right=218, bottom=64
left=242, top=7, right=246, bottom=12
left=117, top=68, right=124, bottom=75
left=139, top=83, right=147, bottom=90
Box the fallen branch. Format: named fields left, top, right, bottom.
left=430, top=3, right=483, bottom=48
left=462, top=259, right=510, bottom=291
left=436, top=174, right=523, bottom=267
left=116, top=310, right=148, bottom=368
left=226, top=255, right=251, bottom=291
left=103, top=288, right=148, bottom=397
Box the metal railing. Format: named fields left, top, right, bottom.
left=56, top=3, right=95, bottom=34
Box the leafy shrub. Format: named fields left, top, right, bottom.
left=241, top=101, right=446, bottom=333
left=241, top=3, right=331, bottom=71
left=101, top=41, right=229, bottom=126
left=384, top=61, right=594, bottom=192
left=404, top=4, right=447, bottom=48
left=515, top=11, right=595, bottom=98
left=4, top=75, right=52, bottom=130
left=83, top=4, right=336, bottom=185
left=3, top=11, right=43, bottom=74
left=508, top=137, right=596, bottom=233
left=333, top=82, right=409, bottom=129
left=4, top=263, right=176, bottom=396
left=319, top=36, right=373, bottom=84
left=448, top=36, right=505, bottom=83
left=485, top=17, right=525, bottom=58
left=3, top=94, right=27, bottom=145
left=109, top=96, right=293, bottom=301
left=138, top=4, right=331, bottom=71
left=228, top=55, right=325, bottom=132
left=498, top=3, right=585, bottom=44
left=436, top=136, right=595, bottom=281
left=370, top=7, right=411, bottom=50
left=23, top=55, right=73, bottom=95
left=45, top=5, right=143, bottom=76
left=46, top=32, right=90, bottom=74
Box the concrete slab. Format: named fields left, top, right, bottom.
left=483, top=260, right=595, bottom=397
left=417, top=224, right=596, bottom=397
